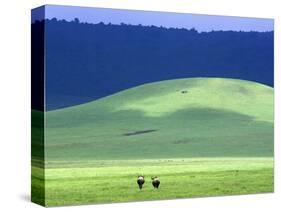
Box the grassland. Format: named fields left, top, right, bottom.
left=31, top=78, right=274, bottom=206
left=32, top=158, right=273, bottom=206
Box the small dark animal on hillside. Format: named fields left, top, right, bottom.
left=151, top=176, right=160, bottom=189
left=137, top=175, right=145, bottom=190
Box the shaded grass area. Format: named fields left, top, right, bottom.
left=43, top=108, right=273, bottom=160
left=32, top=158, right=273, bottom=206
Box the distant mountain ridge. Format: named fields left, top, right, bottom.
left=32, top=19, right=274, bottom=111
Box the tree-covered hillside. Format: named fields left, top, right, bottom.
left=32, top=19, right=274, bottom=110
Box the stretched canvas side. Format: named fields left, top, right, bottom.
left=31, top=6, right=46, bottom=207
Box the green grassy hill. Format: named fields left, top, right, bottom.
left=40, top=78, right=273, bottom=161
left=32, top=77, right=274, bottom=206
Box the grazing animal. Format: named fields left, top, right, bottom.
left=137, top=175, right=145, bottom=190
left=151, top=176, right=160, bottom=189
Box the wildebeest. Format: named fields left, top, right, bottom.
left=137, top=175, right=145, bottom=190
left=151, top=176, right=160, bottom=189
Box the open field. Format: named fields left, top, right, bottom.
left=32, top=158, right=273, bottom=206
left=32, top=78, right=274, bottom=206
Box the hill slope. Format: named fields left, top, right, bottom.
left=42, top=78, right=273, bottom=161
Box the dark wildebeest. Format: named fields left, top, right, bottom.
left=137, top=175, right=145, bottom=190
left=151, top=176, right=160, bottom=189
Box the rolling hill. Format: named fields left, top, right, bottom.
left=38, top=77, right=273, bottom=161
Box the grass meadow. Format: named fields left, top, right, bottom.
left=32, top=158, right=273, bottom=206
left=32, top=78, right=274, bottom=206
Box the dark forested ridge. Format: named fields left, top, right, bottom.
left=32, top=19, right=274, bottom=110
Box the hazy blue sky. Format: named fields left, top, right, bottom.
left=32, top=5, right=274, bottom=32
